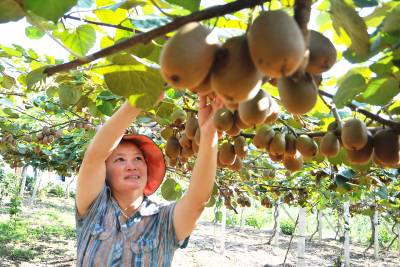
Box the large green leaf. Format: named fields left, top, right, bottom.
left=161, top=178, right=182, bottom=201
left=333, top=74, right=366, bottom=108
left=165, top=0, right=200, bottom=12
left=57, top=25, right=96, bottom=56
left=58, top=84, right=81, bottom=107
left=25, top=0, right=77, bottom=23
left=97, top=101, right=114, bottom=116
left=26, top=66, right=48, bottom=91
left=131, top=16, right=171, bottom=31
left=103, top=55, right=164, bottom=110
left=361, top=77, right=400, bottom=106
left=0, top=0, right=25, bottom=23
left=382, top=7, right=400, bottom=34
left=353, top=0, right=378, bottom=8
left=330, top=0, right=370, bottom=59
left=1, top=75, right=16, bottom=89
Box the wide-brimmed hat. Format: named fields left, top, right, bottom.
left=122, top=134, right=166, bottom=196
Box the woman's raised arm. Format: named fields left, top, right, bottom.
left=75, top=101, right=141, bottom=217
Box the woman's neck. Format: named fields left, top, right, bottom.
left=112, top=191, right=144, bottom=215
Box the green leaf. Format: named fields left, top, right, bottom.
left=3, top=108, right=19, bottom=119
left=205, top=196, right=216, bottom=207
left=26, top=66, right=48, bottom=91
left=46, top=86, right=58, bottom=98
left=25, top=26, right=45, bottom=39
left=97, top=101, right=114, bottom=116
left=160, top=127, right=173, bottom=140
left=1, top=75, right=15, bottom=89
left=383, top=7, right=400, bottom=34
left=58, top=84, right=81, bottom=107
left=369, top=62, right=393, bottom=76
left=103, top=55, right=164, bottom=110
left=25, top=0, right=77, bottom=23
left=165, top=0, right=200, bottom=12
left=156, top=100, right=175, bottom=119
left=353, top=0, right=378, bottom=8
left=362, top=77, right=400, bottom=106
left=0, top=0, right=25, bottom=23
left=333, top=74, right=366, bottom=108
left=161, top=178, right=181, bottom=201
left=335, top=174, right=352, bottom=191
left=330, top=0, right=370, bottom=59
left=58, top=24, right=96, bottom=56
left=131, top=16, right=171, bottom=31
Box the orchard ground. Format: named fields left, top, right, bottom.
left=0, top=195, right=399, bottom=267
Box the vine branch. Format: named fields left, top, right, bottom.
left=44, top=0, right=270, bottom=76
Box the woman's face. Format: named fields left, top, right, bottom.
left=105, top=142, right=148, bottom=194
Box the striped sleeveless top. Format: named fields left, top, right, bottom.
left=75, top=186, right=189, bottom=266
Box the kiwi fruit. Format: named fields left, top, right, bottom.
left=269, top=153, right=283, bottom=162
left=192, top=140, right=199, bottom=154
left=285, top=133, right=297, bottom=156
left=247, top=10, right=306, bottom=78
left=320, top=131, right=340, bottom=157
left=264, top=99, right=279, bottom=124
left=253, top=126, right=275, bottom=150
left=224, top=101, right=239, bottom=111
left=373, top=129, right=399, bottom=167
left=283, top=152, right=303, bottom=172
left=191, top=72, right=213, bottom=96
left=341, top=118, right=368, bottom=150
left=212, top=35, right=262, bottom=103
left=194, top=127, right=201, bottom=145
left=233, top=110, right=249, bottom=129
left=269, top=132, right=286, bottom=156
left=228, top=156, right=243, bottom=172
left=181, top=146, right=194, bottom=158
left=179, top=134, right=191, bottom=149
left=306, top=30, right=337, bottom=74
left=219, top=141, right=237, bottom=165
left=213, top=108, right=234, bottom=132
left=166, top=136, right=181, bottom=159
left=346, top=133, right=373, bottom=164
left=160, top=22, right=218, bottom=88
left=185, top=116, right=198, bottom=140
left=171, top=109, right=186, bottom=125
left=225, top=123, right=241, bottom=136
left=166, top=157, right=177, bottom=167
left=238, top=89, right=271, bottom=126
left=296, top=135, right=318, bottom=157
left=234, top=136, right=248, bottom=158
left=278, top=74, right=318, bottom=115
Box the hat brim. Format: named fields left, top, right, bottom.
left=122, top=134, right=166, bottom=196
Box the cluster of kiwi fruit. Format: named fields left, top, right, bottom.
left=320, top=118, right=400, bottom=168
left=160, top=10, right=336, bottom=120
left=67, top=120, right=93, bottom=131
left=34, top=126, right=63, bottom=145
left=0, top=132, right=17, bottom=146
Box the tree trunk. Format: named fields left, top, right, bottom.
left=239, top=207, right=245, bottom=231
left=30, top=168, right=40, bottom=205
left=373, top=209, right=379, bottom=260
left=19, top=165, right=29, bottom=197
left=65, top=176, right=75, bottom=199
left=297, top=207, right=306, bottom=267
left=343, top=202, right=350, bottom=267
left=318, top=210, right=323, bottom=242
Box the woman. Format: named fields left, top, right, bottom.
left=75, top=92, right=223, bottom=266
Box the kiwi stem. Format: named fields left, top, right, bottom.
left=215, top=182, right=239, bottom=214
left=278, top=118, right=297, bottom=137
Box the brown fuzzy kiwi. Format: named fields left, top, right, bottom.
left=225, top=123, right=241, bottom=136
left=228, top=156, right=243, bottom=171
left=320, top=131, right=340, bottom=157
left=181, top=146, right=194, bottom=158
left=264, top=99, right=279, bottom=124
left=192, top=140, right=199, bottom=154
left=212, top=35, right=262, bottom=103
left=341, top=118, right=368, bottom=150
left=373, top=129, right=399, bottom=167
left=306, top=30, right=337, bottom=74
left=253, top=126, right=275, bottom=150
left=166, top=136, right=181, bottom=159
left=269, top=132, right=286, bottom=156
left=269, top=153, right=283, bottom=162
left=248, top=10, right=306, bottom=78
left=191, top=72, right=213, bottom=96
left=233, top=110, right=249, bottom=130
left=277, top=74, right=318, bottom=115
left=296, top=135, right=318, bottom=157
left=219, top=142, right=237, bottom=165
left=234, top=136, right=248, bottom=158
left=285, top=133, right=297, bottom=156
left=283, top=152, right=303, bottom=172
left=185, top=116, right=198, bottom=140
left=346, top=133, right=373, bottom=164
left=160, top=22, right=218, bottom=88
left=213, top=108, right=234, bottom=132
left=194, top=127, right=201, bottom=145
left=179, top=134, right=192, bottom=149
left=238, top=89, right=271, bottom=126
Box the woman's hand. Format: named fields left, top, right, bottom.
left=197, top=93, right=223, bottom=139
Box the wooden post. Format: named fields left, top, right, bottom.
left=220, top=205, right=227, bottom=255
left=30, top=168, right=40, bottom=205
left=239, top=207, right=245, bottom=231
left=297, top=207, right=306, bottom=267
left=397, top=223, right=400, bottom=256
left=317, top=210, right=322, bottom=242
left=18, top=165, right=28, bottom=197
left=343, top=202, right=350, bottom=267
left=373, top=209, right=379, bottom=260
left=273, top=203, right=280, bottom=248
